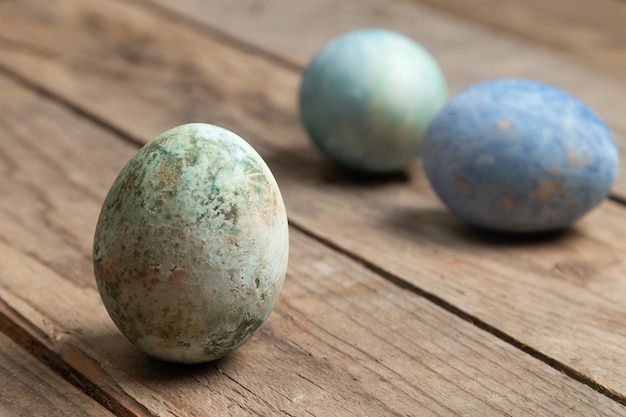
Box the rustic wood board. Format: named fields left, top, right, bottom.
left=0, top=0, right=625, bottom=403
left=144, top=0, right=626, bottom=199
left=413, top=0, right=626, bottom=83
left=164, top=0, right=626, bottom=84
left=0, top=331, right=116, bottom=417
left=2, top=76, right=624, bottom=416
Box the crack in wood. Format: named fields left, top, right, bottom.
left=0, top=65, right=145, bottom=149
left=125, top=0, right=302, bottom=73
left=273, top=298, right=463, bottom=415
left=288, top=219, right=626, bottom=406
left=0, top=35, right=59, bottom=59
left=0, top=297, right=158, bottom=417
left=219, top=368, right=288, bottom=416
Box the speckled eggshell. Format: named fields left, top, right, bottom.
left=299, top=28, right=447, bottom=174
left=93, top=123, right=289, bottom=363
left=423, top=78, right=619, bottom=232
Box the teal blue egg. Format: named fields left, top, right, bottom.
left=299, top=29, right=447, bottom=174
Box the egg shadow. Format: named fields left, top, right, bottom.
left=462, top=222, right=575, bottom=247
left=129, top=349, right=238, bottom=383
left=383, top=205, right=576, bottom=250
left=261, top=143, right=577, bottom=248
left=261, top=144, right=411, bottom=190
left=76, top=327, right=239, bottom=384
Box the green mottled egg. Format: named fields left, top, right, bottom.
left=93, top=123, right=289, bottom=364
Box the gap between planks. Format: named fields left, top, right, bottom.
left=1, top=58, right=624, bottom=407
left=0, top=298, right=156, bottom=417
left=0, top=327, right=117, bottom=417
left=130, top=0, right=302, bottom=73
left=290, top=223, right=626, bottom=405
left=410, top=0, right=626, bottom=84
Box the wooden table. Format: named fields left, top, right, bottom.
left=1, top=0, right=625, bottom=415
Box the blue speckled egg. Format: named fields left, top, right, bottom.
left=423, top=78, right=619, bottom=232
left=299, top=29, right=447, bottom=174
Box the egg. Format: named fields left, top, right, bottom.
left=423, top=78, right=619, bottom=233
left=299, top=28, right=447, bottom=174
left=93, top=123, right=289, bottom=363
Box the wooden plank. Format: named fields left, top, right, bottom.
left=0, top=331, right=117, bottom=417
left=162, top=0, right=626, bottom=84
left=142, top=0, right=626, bottom=200
left=412, top=0, right=626, bottom=84
left=0, top=0, right=625, bottom=403
left=0, top=77, right=624, bottom=416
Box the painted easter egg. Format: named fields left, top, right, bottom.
left=423, top=78, right=619, bottom=232
left=299, top=28, right=447, bottom=174
left=93, top=123, right=289, bottom=363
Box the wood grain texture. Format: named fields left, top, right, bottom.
left=143, top=0, right=626, bottom=200
left=0, top=331, right=116, bottom=417
left=1, top=77, right=623, bottom=416
left=0, top=0, right=625, bottom=402
left=413, top=0, right=626, bottom=83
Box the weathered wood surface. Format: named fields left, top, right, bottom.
left=0, top=0, right=624, bottom=402
left=2, top=76, right=624, bottom=416
left=414, top=0, right=626, bottom=83
left=145, top=0, right=626, bottom=200
left=0, top=331, right=116, bottom=417
left=0, top=0, right=625, bottom=415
